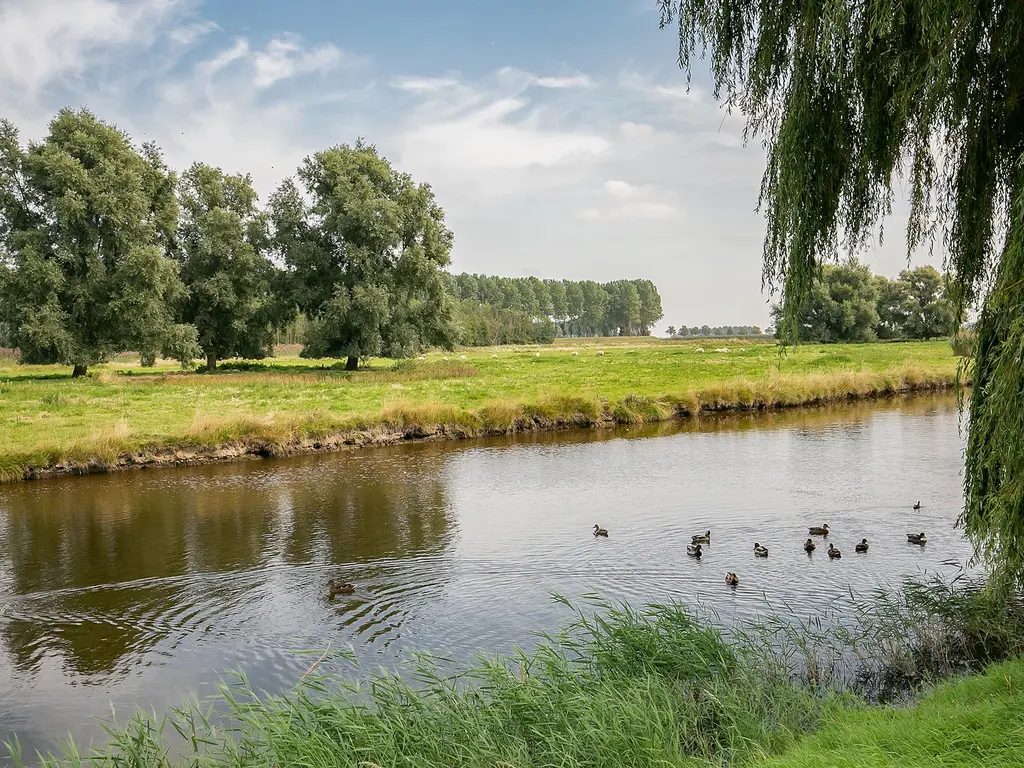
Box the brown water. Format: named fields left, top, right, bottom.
left=0, top=394, right=969, bottom=758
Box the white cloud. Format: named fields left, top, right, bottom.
left=535, top=74, right=594, bottom=89
left=251, top=35, right=347, bottom=89
left=169, top=19, right=218, bottom=46
left=0, top=0, right=186, bottom=93
left=604, top=179, right=636, bottom=198
left=391, top=76, right=462, bottom=93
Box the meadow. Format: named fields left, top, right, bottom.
left=0, top=338, right=961, bottom=483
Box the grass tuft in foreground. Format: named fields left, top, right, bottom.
left=13, top=576, right=1024, bottom=768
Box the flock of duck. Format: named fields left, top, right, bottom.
left=592, top=501, right=929, bottom=587
left=326, top=503, right=930, bottom=597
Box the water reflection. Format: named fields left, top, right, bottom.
left=0, top=393, right=969, bottom=758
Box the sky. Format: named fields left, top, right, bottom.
left=0, top=0, right=942, bottom=331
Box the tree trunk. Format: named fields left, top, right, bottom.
left=71, top=364, right=88, bottom=378
left=345, top=355, right=359, bottom=371
left=206, top=352, right=217, bottom=371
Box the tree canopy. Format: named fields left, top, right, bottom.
left=271, top=141, right=458, bottom=370
left=659, top=0, right=1024, bottom=587
left=0, top=109, right=197, bottom=376
left=177, top=163, right=284, bottom=370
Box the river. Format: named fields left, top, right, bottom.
left=0, top=393, right=970, bottom=758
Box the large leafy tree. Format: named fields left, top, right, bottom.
left=659, top=0, right=1024, bottom=586
left=771, top=260, right=879, bottom=342
left=177, top=163, right=284, bottom=370
left=0, top=109, right=197, bottom=376
left=271, top=141, right=457, bottom=370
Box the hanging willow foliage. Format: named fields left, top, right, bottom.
left=658, top=0, right=1024, bottom=588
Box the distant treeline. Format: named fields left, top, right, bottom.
left=666, top=325, right=764, bottom=337
left=449, top=274, right=663, bottom=345
left=772, top=261, right=958, bottom=342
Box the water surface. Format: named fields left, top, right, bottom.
left=0, top=394, right=969, bottom=756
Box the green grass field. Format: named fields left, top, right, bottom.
left=0, top=338, right=961, bottom=482
left=762, top=658, right=1024, bottom=768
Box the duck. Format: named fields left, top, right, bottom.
left=753, top=543, right=769, bottom=558
left=691, top=530, right=711, bottom=544
left=326, top=579, right=355, bottom=598
left=855, top=538, right=869, bottom=553
left=907, top=532, right=927, bottom=545
left=828, top=543, right=842, bottom=559
left=803, top=538, right=816, bottom=553
left=808, top=524, right=830, bottom=536
left=686, top=543, right=703, bottom=558
left=593, top=524, right=609, bottom=538
left=725, top=572, right=739, bottom=586
left=913, top=501, right=922, bottom=510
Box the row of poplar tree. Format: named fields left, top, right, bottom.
left=0, top=110, right=662, bottom=375
left=450, top=274, right=663, bottom=345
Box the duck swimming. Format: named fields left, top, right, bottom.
left=725, top=572, right=739, bottom=586
left=828, top=543, right=842, bottom=559
left=803, top=538, right=816, bottom=553
left=913, top=501, right=922, bottom=510
left=907, top=532, right=927, bottom=545
left=326, top=579, right=355, bottom=597
left=687, top=543, right=703, bottom=558
left=593, top=524, right=609, bottom=537
left=754, top=543, right=769, bottom=558
left=855, top=538, right=869, bottom=553
left=808, top=524, right=830, bottom=536
left=691, top=530, right=711, bottom=544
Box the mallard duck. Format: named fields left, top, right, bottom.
left=326, top=579, right=355, bottom=597
left=753, top=543, right=769, bottom=558
left=686, top=543, right=703, bottom=558
left=593, top=524, right=609, bottom=537
left=808, top=524, right=830, bottom=536
left=803, top=538, right=816, bottom=553
left=828, top=543, right=842, bottom=559
left=725, top=572, right=739, bottom=586
left=913, top=501, right=922, bottom=510
left=855, top=538, right=869, bottom=553
left=691, top=530, right=711, bottom=544
left=907, top=532, right=927, bottom=545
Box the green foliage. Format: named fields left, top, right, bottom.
left=658, top=0, right=1024, bottom=586
left=675, top=325, right=763, bottom=337
left=0, top=109, right=198, bottom=375
left=177, top=163, right=286, bottom=370
left=451, top=273, right=664, bottom=339
left=271, top=141, right=457, bottom=367
left=771, top=260, right=879, bottom=342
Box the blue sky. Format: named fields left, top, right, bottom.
left=0, top=0, right=936, bottom=330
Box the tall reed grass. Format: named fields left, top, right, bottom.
left=13, top=575, right=1022, bottom=768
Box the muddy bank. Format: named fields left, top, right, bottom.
left=13, top=378, right=960, bottom=485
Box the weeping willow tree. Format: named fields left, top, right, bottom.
left=657, top=1, right=1024, bottom=588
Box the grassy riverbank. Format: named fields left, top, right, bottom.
left=16, top=579, right=1024, bottom=768
left=0, top=338, right=960, bottom=483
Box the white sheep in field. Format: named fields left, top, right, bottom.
left=596, top=350, right=605, bottom=356
left=570, top=351, right=579, bottom=357
left=443, top=356, right=450, bottom=361
left=417, top=355, right=426, bottom=361
left=715, top=347, right=730, bottom=353
left=460, top=354, right=468, bottom=360
left=695, top=348, right=705, bottom=354
left=491, top=354, right=498, bottom=358
left=534, top=352, right=541, bottom=357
